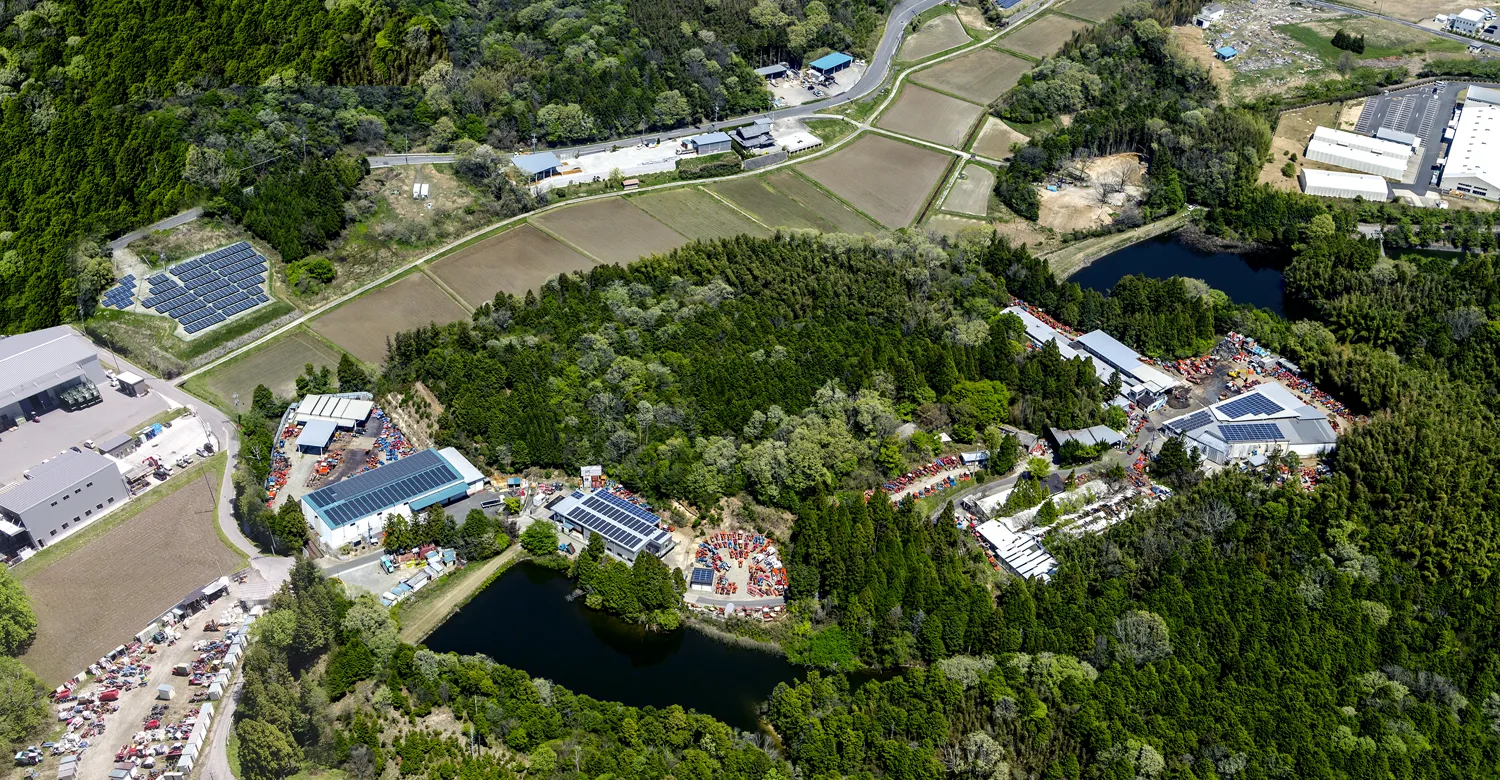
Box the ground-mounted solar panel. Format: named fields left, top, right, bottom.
left=254, top=293, right=268, bottom=303
left=1219, top=393, right=1284, bottom=420
left=239, top=276, right=265, bottom=289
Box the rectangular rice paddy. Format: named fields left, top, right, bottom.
left=531, top=198, right=688, bottom=265
left=911, top=48, right=1033, bottom=104
left=942, top=165, right=996, bottom=217
left=310, top=272, right=469, bottom=364
left=970, top=117, right=1031, bottom=159
left=1058, top=0, right=1134, bottom=22
left=797, top=134, right=952, bottom=229
left=630, top=187, right=772, bottom=241
left=762, top=171, right=882, bottom=234
left=1000, top=14, right=1092, bottom=59
left=899, top=13, right=973, bottom=60
left=709, top=178, right=840, bottom=232
left=876, top=85, right=986, bottom=148
left=429, top=224, right=598, bottom=308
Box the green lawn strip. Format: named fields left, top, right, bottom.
left=1279, top=21, right=1465, bottom=62
left=993, top=45, right=1041, bottom=63
left=1052, top=10, right=1097, bottom=24
left=393, top=546, right=528, bottom=643
left=803, top=118, right=857, bottom=146
left=13, top=453, right=235, bottom=581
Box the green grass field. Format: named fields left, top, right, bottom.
left=1280, top=18, right=1468, bottom=62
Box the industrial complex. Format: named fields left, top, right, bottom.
left=0, top=449, right=128, bottom=550
left=1440, top=84, right=1500, bottom=201
left=543, top=488, right=677, bottom=563
left=0, top=326, right=109, bottom=425
left=1161, top=383, right=1337, bottom=465
left=1005, top=305, right=1182, bottom=413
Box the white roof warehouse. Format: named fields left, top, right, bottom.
left=1440, top=85, right=1500, bottom=201
left=0, top=326, right=108, bottom=423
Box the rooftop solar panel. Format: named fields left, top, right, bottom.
left=1219, top=393, right=1284, bottom=419
left=1167, top=410, right=1213, bottom=434
left=1219, top=422, right=1286, bottom=442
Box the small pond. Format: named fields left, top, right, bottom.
left=1071, top=232, right=1291, bottom=315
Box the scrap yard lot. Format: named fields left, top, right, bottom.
left=17, top=456, right=242, bottom=686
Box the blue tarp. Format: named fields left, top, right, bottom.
left=809, top=52, right=853, bottom=72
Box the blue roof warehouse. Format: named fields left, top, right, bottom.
left=301, top=447, right=486, bottom=550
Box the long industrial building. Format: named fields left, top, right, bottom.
left=1305, top=126, right=1413, bottom=180
left=976, top=521, right=1056, bottom=581
left=544, top=489, right=676, bottom=563
left=1299, top=169, right=1390, bottom=200
left=302, top=447, right=486, bottom=549
left=0, top=326, right=108, bottom=425
left=1003, top=306, right=1181, bottom=412
left=1440, top=85, right=1500, bottom=201
left=1161, top=383, right=1337, bottom=465
left=293, top=393, right=375, bottom=454
left=0, top=449, right=128, bottom=551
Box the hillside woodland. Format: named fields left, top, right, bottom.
left=0, top=0, right=884, bottom=332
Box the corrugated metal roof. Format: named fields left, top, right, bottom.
left=296, top=419, right=338, bottom=450
left=1072, top=330, right=1145, bottom=374
left=0, top=326, right=99, bottom=406
left=809, top=52, right=853, bottom=71
left=512, top=151, right=561, bottom=175
left=690, top=131, right=732, bottom=146
left=0, top=450, right=117, bottom=514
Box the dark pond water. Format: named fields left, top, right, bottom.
left=424, top=562, right=803, bottom=731
left=1071, top=232, right=1290, bottom=315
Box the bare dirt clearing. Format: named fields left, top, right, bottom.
left=798, top=135, right=952, bottom=229
left=1037, top=154, right=1146, bottom=232
left=1172, top=24, right=1233, bottom=89
left=430, top=225, right=598, bottom=308
left=876, top=85, right=986, bottom=147
left=311, top=272, right=469, bottom=363
left=971, top=117, right=1030, bottom=159
left=911, top=47, right=1032, bottom=104
left=943, top=165, right=996, bottom=216
left=1259, top=102, right=1348, bottom=190
left=1002, top=14, right=1092, bottom=59
left=957, top=5, right=991, bottom=31
left=631, top=187, right=773, bottom=241
left=532, top=199, right=688, bottom=265
left=19, top=458, right=240, bottom=685
left=900, top=13, right=974, bottom=60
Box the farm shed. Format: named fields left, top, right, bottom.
left=808, top=52, right=853, bottom=76
left=1214, top=46, right=1237, bottom=60
left=1299, top=169, right=1390, bottom=200
left=1048, top=425, right=1127, bottom=449
left=687, top=132, right=733, bottom=155
left=0, top=449, right=127, bottom=549
left=754, top=63, right=789, bottom=79
left=512, top=151, right=561, bottom=181
left=0, top=325, right=107, bottom=425
left=1195, top=3, right=1224, bottom=26
left=114, top=371, right=148, bottom=397
left=293, top=393, right=374, bottom=428
left=689, top=567, right=714, bottom=592
left=98, top=433, right=137, bottom=458
left=296, top=418, right=338, bottom=455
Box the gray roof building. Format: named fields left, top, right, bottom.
left=545, top=489, right=676, bottom=563
left=0, top=326, right=106, bottom=418
left=0, top=449, right=127, bottom=548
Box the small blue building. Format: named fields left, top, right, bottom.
left=808, top=52, right=854, bottom=77
left=1215, top=46, right=1238, bottom=60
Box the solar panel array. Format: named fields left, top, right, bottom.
left=562, top=491, right=668, bottom=553
left=1219, top=422, right=1287, bottom=442
left=690, top=568, right=715, bottom=585
left=305, top=450, right=461, bottom=529
left=1218, top=393, right=1284, bottom=419
left=1167, top=410, right=1213, bottom=434
left=140, top=242, right=270, bottom=334
left=99, top=275, right=137, bottom=309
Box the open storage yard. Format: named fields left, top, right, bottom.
left=17, top=456, right=241, bottom=686
left=911, top=47, right=1033, bottom=104
left=709, top=178, right=841, bottom=232
left=311, top=272, right=469, bottom=364
left=899, top=12, right=973, bottom=60
left=1059, top=0, right=1135, bottom=22
left=943, top=165, right=997, bottom=216
left=1000, top=13, right=1092, bottom=59
left=798, top=134, right=952, bottom=228
left=971, top=116, right=1030, bottom=159
left=876, top=85, right=986, bottom=147
left=532, top=198, right=688, bottom=265
left=630, top=187, right=773, bottom=241
left=429, top=224, right=598, bottom=308
left=761, top=171, right=883, bottom=234
left=185, top=328, right=343, bottom=410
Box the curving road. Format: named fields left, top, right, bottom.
left=1303, top=1, right=1499, bottom=54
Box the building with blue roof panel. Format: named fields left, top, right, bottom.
left=996, top=0, right=1022, bottom=9
left=1215, top=46, right=1238, bottom=60
left=808, top=52, right=853, bottom=76
left=302, top=447, right=486, bottom=549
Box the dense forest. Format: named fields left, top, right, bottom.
left=0, top=0, right=886, bottom=332
left=381, top=231, right=1129, bottom=509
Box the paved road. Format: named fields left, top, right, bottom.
left=107, top=206, right=203, bottom=251
left=366, top=0, right=1052, bottom=168
left=1305, top=1, right=1499, bottom=53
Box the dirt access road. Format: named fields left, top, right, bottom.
left=397, top=545, right=523, bottom=644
